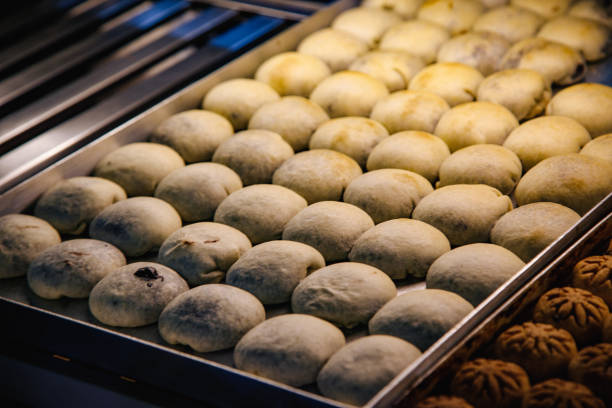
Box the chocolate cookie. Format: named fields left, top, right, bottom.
left=573, top=255, right=612, bottom=307
left=523, top=378, right=604, bottom=408
left=568, top=343, right=612, bottom=406
left=414, top=396, right=474, bottom=408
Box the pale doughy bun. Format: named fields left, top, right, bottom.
left=292, top=262, right=396, bottom=328
left=412, top=184, right=513, bottom=246
left=248, top=96, right=328, bottom=151
left=332, top=7, right=401, bottom=46
left=473, top=6, right=543, bottom=43
left=349, top=218, right=450, bottom=279
left=150, top=110, right=233, bottom=163
left=349, top=51, right=425, bottom=92
left=409, top=62, right=484, bottom=107
left=379, top=20, right=450, bottom=64
left=214, top=184, right=307, bottom=245
left=159, top=284, right=264, bottom=352
left=0, top=214, right=61, bottom=279
left=202, top=79, right=279, bottom=130
left=310, top=71, right=389, bottom=118
left=491, top=202, right=581, bottom=262
left=514, top=154, right=612, bottom=215
left=510, top=0, right=571, bottom=18
left=34, top=176, right=126, bottom=235
left=282, top=201, right=374, bottom=263
left=157, top=222, right=251, bottom=286
left=434, top=101, right=519, bottom=152
left=369, top=289, right=474, bottom=351
left=28, top=239, right=126, bottom=299
left=89, top=262, right=188, bottom=327
left=426, top=243, right=525, bottom=306
left=370, top=90, right=450, bottom=135
left=93, top=143, right=184, bottom=197
left=437, top=31, right=510, bottom=76
left=500, top=38, right=587, bottom=86
left=437, top=144, right=522, bottom=195
left=417, top=0, right=484, bottom=35
left=477, top=69, right=551, bottom=121
left=538, top=16, right=610, bottom=62
left=226, top=240, right=325, bottom=305
left=362, top=0, right=425, bottom=18
left=254, top=52, right=331, bottom=97
left=309, top=117, right=389, bottom=167
left=317, top=335, right=422, bottom=405
left=581, top=134, right=612, bottom=164
left=297, top=28, right=369, bottom=72
left=569, top=1, right=612, bottom=28
left=480, top=0, right=508, bottom=7
left=546, top=83, right=612, bottom=137
left=343, top=169, right=433, bottom=224
left=366, top=130, right=451, bottom=184
left=89, top=197, right=181, bottom=257
left=234, top=314, right=345, bottom=386
left=503, top=116, right=592, bottom=171
left=212, top=129, right=294, bottom=186
left=272, top=149, right=362, bottom=204
left=155, top=163, right=242, bottom=222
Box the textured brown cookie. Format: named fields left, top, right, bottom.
left=603, top=315, right=612, bottom=342
left=533, top=287, right=610, bottom=346
left=573, top=255, right=612, bottom=307
left=568, top=343, right=612, bottom=406
left=494, top=322, right=577, bottom=380
left=523, top=378, right=605, bottom=408
left=414, top=395, right=474, bottom=408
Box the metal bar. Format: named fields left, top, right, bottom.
left=190, top=0, right=310, bottom=20
left=0, top=7, right=239, bottom=154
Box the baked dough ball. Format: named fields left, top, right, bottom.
left=370, top=90, right=450, bottom=135
left=426, top=243, right=525, bottom=306
left=89, top=197, right=181, bottom=257
left=27, top=239, right=126, bottom=299
left=154, top=163, right=242, bottom=222
left=546, top=83, right=612, bottom=137
left=491, top=202, right=581, bottom=262
left=149, top=110, right=233, bottom=163
left=362, top=0, right=425, bottom=18
left=234, top=314, right=345, bottom=386
left=310, top=71, right=389, bottom=118
left=412, top=184, right=513, bottom=246
left=477, top=69, right=551, bottom=121
left=89, top=262, right=188, bottom=327
left=254, top=52, right=331, bottom=97
left=93, top=143, right=184, bottom=197
left=569, top=1, right=612, bottom=28
left=510, top=0, right=570, bottom=18
left=369, top=289, right=474, bottom=351
left=349, top=218, right=450, bottom=279
left=0, top=214, right=61, bottom=279
left=157, top=222, right=251, bottom=286
left=214, top=184, right=307, bottom=244
left=414, top=396, right=475, bottom=408
left=248, top=96, right=328, bottom=151
left=581, top=134, right=612, bottom=164
left=434, top=102, right=519, bottom=152
left=437, top=31, right=510, bottom=76
left=282, top=201, right=374, bottom=263
left=309, top=117, right=389, bottom=167
left=503, top=116, right=592, bottom=171
left=514, top=154, right=612, bottom=215
left=226, top=240, right=324, bottom=305
left=343, top=169, right=433, bottom=224
left=331, top=7, right=401, bottom=46
left=417, top=0, right=484, bottom=35
left=523, top=379, right=605, bottom=408
left=569, top=343, right=612, bottom=406
left=409, top=63, right=484, bottom=107
left=317, top=335, right=422, bottom=405
left=500, top=38, right=587, bottom=86
left=573, top=255, right=612, bottom=308
left=158, top=284, right=265, bottom=352
left=212, top=129, right=293, bottom=186
left=538, top=16, right=610, bottom=62
left=272, top=149, right=362, bottom=204
left=473, top=6, right=543, bottom=43
left=437, top=144, right=522, bottom=195
left=379, top=20, right=450, bottom=64
left=604, top=315, right=612, bottom=342
left=349, top=51, right=425, bottom=92
left=297, top=28, right=369, bottom=72
left=202, top=79, right=279, bottom=130
left=34, top=176, right=126, bottom=235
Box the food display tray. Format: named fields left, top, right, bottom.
left=1, top=1, right=612, bottom=406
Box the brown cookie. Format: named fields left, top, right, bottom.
left=603, top=315, right=612, bottom=342
left=568, top=343, right=612, bottom=407
left=450, top=358, right=530, bottom=408
left=414, top=395, right=474, bottom=408
left=573, top=255, right=612, bottom=307
left=494, top=322, right=577, bottom=381
left=533, top=287, right=609, bottom=346
left=523, top=378, right=605, bottom=408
